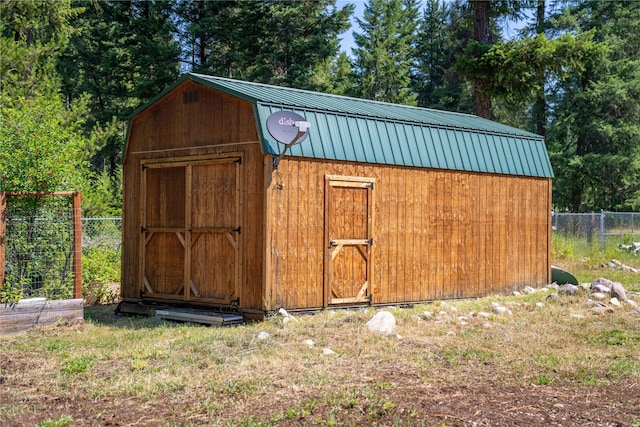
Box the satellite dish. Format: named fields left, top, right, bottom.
left=266, top=111, right=310, bottom=146
left=266, top=111, right=311, bottom=169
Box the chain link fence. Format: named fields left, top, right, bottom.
left=82, top=217, right=122, bottom=250
left=552, top=211, right=640, bottom=248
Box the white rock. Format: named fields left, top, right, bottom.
left=590, top=292, right=606, bottom=300
left=625, top=299, right=638, bottom=308
left=548, top=283, right=560, bottom=290
left=579, top=283, right=591, bottom=291
left=304, top=339, right=315, bottom=348
left=553, top=403, right=565, bottom=409
left=477, top=311, right=492, bottom=318
left=365, top=311, right=396, bottom=334
left=635, top=308, right=640, bottom=315
left=540, top=287, right=549, bottom=292
left=493, top=306, right=510, bottom=315
left=491, top=302, right=501, bottom=308
left=418, top=311, right=433, bottom=320
left=592, top=284, right=611, bottom=293
left=256, top=331, right=270, bottom=340
left=278, top=307, right=298, bottom=322
left=388, top=333, right=403, bottom=340
left=512, top=291, right=522, bottom=296
left=447, top=306, right=458, bottom=313
left=569, top=313, right=585, bottom=319
left=535, top=302, right=545, bottom=308
left=322, top=348, right=335, bottom=356
left=610, top=297, right=622, bottom=307
left=523, top=286, right=536, bottom=294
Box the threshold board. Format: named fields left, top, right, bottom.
left=155, top=307, right=244, bottom=326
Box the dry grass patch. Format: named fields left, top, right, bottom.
left=1, top=291, right=639, bottom=426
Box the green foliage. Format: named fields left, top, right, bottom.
left=37, top=415, right=74, bottom=427
left=0, top=95, right=87, bottom=192
left=2, top=196, right=77, bottom=303
left=352, top=0, right=419, bottom=105
left=82, top=246, right=120, bottom=305
left=61, top=353, right=97, bottom=375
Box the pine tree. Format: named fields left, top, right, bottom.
left=351, top=0, right=419, bottom=105
left=413, top=0, right=473, bottom=112
left=547, top=1, right=640, bottom=211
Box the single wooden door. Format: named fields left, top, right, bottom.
left=324, top=175, right=375, bottom=306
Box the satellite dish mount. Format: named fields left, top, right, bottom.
left=266, top=111, right=311, bottom=169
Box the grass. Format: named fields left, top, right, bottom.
left=0, top=235, right=639, bottom=425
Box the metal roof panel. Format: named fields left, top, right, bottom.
left=144, top=74, right=554, bottom=178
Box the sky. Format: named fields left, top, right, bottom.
left=335, top=0, right=531, bottom=56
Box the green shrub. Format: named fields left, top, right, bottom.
left=82, top=246, right=120, bottom=305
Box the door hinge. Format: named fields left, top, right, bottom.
left=141, top=227, right=147, bottom=233
left=367, top=182, right=374, bottom=189
left=234, top=226, right=241, bottom=234
left=235, top=157, right=242, bottom=164
left=367, top=238, right=374, bottom=245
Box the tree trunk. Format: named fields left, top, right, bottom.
left=533, top=0, right=547, bottom=136
left=472, top=0, right=492, bottom=119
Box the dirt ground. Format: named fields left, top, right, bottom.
left=1, top=366, right=638, bottom=426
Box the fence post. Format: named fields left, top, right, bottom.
left=0, top=192, right=5, bottom=288
left=72, top=192, right=83, bottom=299
left=600, top=210, right=605, bottom=249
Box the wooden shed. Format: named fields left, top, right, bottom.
left=121, top=73, right=553, bottom=319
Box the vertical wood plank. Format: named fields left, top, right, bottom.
left=0, top=192, right=6, bottom=290
left=323, top=174, right=331, bottom=307
left=262, top=154, right=275, bottom=311
left=72, top=192, right=83, bottom=299
left=184, top=165, right=192, bottom=300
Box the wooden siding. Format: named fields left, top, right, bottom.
left=264, top=157, right=551, bottom=310
left=122, top=81, right=265, bottom=310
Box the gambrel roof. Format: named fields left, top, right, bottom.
left=133, top=73, right=553, bottom=178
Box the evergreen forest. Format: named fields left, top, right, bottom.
left=2, top=0, right=640, bottom=214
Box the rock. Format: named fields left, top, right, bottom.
left=569, top=313, right=585, bottom=319
left=477, top=311, right=492, bottom=318
left=512, top=291, right=522, bottom=296
left=418, top=311, right=433, bottom=320
left=256, top=331, right=270, bottom=340
left=523, top=286, right=536, bottom=294
left=553, top=403, right=565, bottom=409
left=579, top=283, right=591, bottom=291
left=635, top=307, right=640, bottom=315
left=366, top=311, right=396, bottom=334
left=626, top=299, right=638, bottom=308
left=592, top=284, right=611, bottom=293
left=610, top=297, right=622, bottom=307
left=447, top=306, right=458, bottom=313
left=548, top=283, right=560, bottom=290
left=322, top=348, right=335, bottom=356
left=591, top=306, right=615, bottom=315
left=535, top=302, right=545, bottom=308
left=559, top=284, right=578, bottom=296
left=591, top=277, right=613, bottom=290
left=590, top=292, right=606, bottom=300
left=610, top=282, right=627, bottom=301
left=540, top=287, right=549, bottom=292
left=278, top=307, right=298, bottom=322
left=304, top=339, right=315, bottom=348
left=491, top=302, right=501, bottom=308
left=388, top=333, right=403, bottom=340
left=493, top=306, right=511, bottom=315
left=546, top=293, right=559, bottom=300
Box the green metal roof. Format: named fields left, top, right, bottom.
left=151, top=73, right=554, bottom=178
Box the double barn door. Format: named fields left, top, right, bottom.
left=140, top=155, right=241, bottom=305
